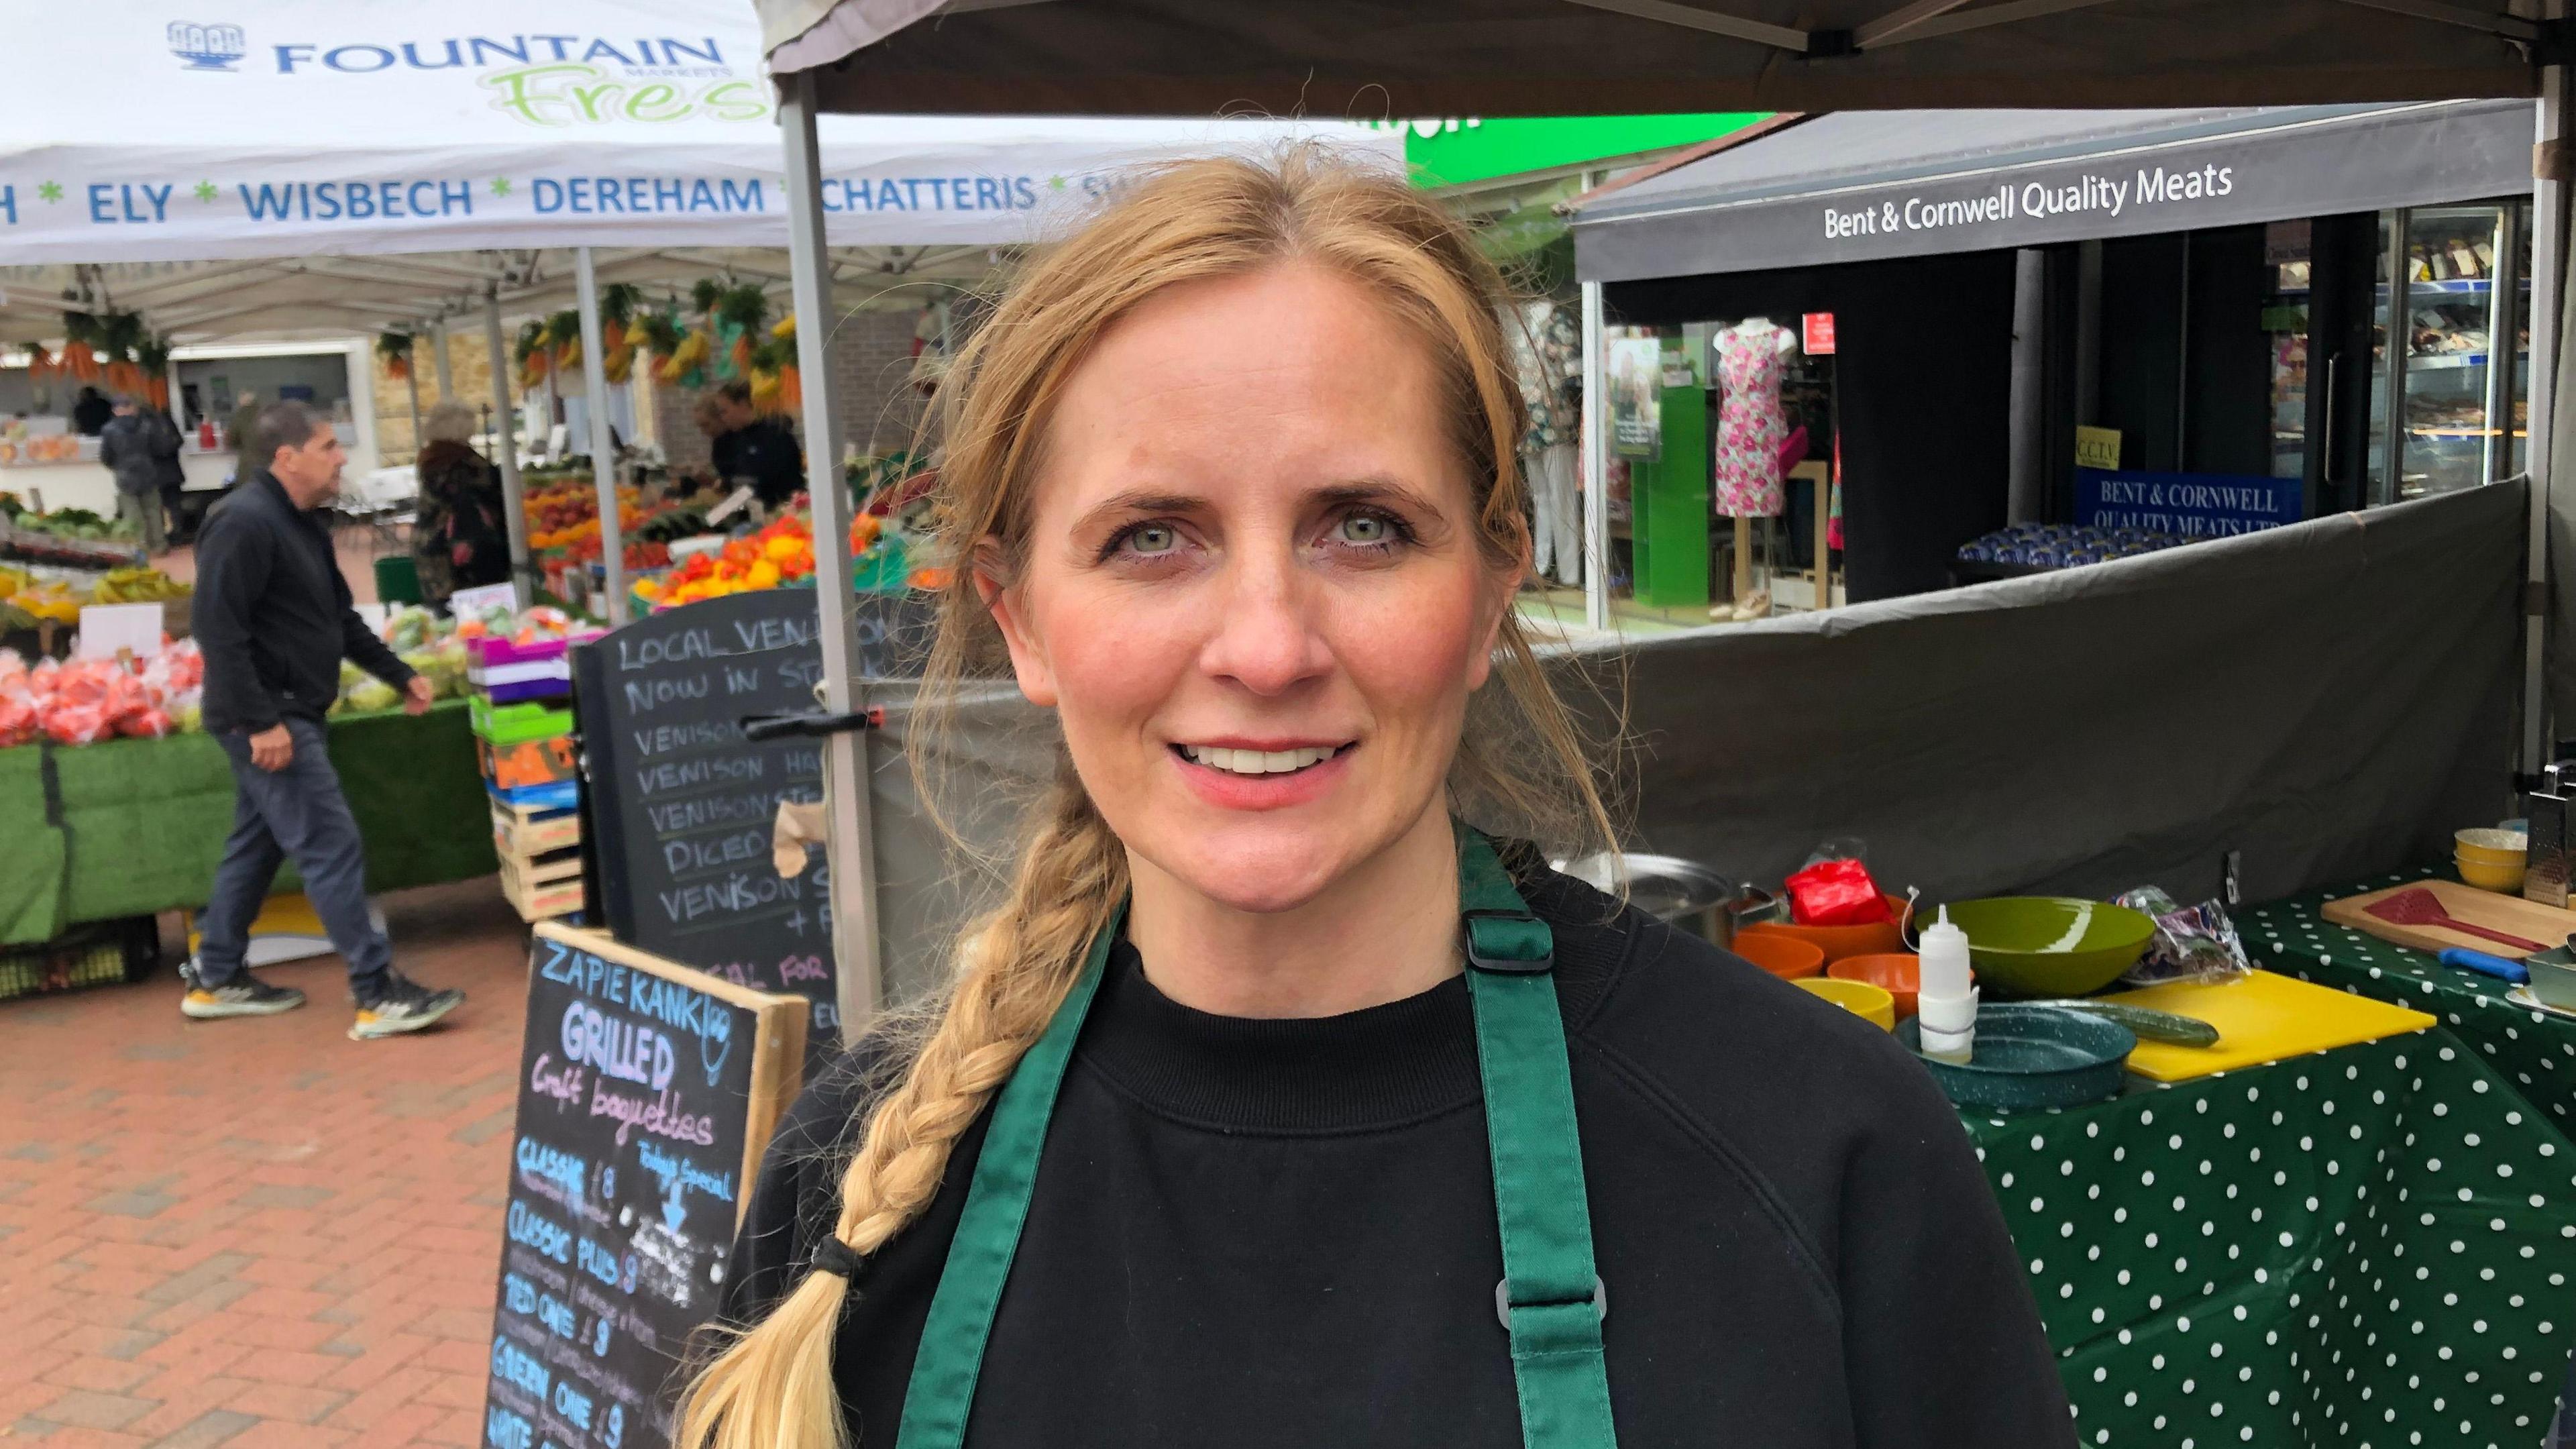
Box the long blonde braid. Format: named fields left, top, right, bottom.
left=674, top=144, right=1621, bottom=1449
left=674, top=784, right=1123, bottom=1449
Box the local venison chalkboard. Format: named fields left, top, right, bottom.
left=576, top=591, right=835, bottom=1044
left=482, top=923, right=806, bottom=1449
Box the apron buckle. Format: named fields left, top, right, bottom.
left=1462, top=910, right=1554, bottom=973
left=1495, top=1275, right=1608, bottom=1330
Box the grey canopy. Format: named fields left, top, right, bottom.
left=1573, top=101, right=2536, bottom=282
left=756, top=1, right=2543, bottom=115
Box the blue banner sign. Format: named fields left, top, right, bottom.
left=2074, top=469, right=2301, bottom=539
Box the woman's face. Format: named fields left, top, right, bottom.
left=983, top=261, right=1513, bottom=914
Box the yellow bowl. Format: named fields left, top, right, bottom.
left=2456, top=853, right=2527, bottom=894
left=2456, top=828, right=2530, bottom=868
left=1792, top=976, right=1896, bottom=1031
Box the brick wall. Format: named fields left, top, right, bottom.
left=822, top=307, right=935, bottom=458
left=652, top=378, right=713, bottom=476
left=368, top=323, right=506, bottom=466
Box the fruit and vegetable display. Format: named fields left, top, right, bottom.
left=0, top=600, right=600, bottom=748
left=633, top=515, right=822, bottom=610
left=0, top=643, right=199, bottom=747
left=6, top=505, right=136, bottom=543
left=0, top=561, right=189, bottom=631
left=2, top=499, right=152, bottom=570
left=523, top=478, right=692, bottom=572
left=0, top=434, right=88, bottom=466
left=88, top=566, right=192, bottom=602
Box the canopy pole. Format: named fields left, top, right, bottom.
left=484, top=287, right=529, bottom=606
left=1580, top=279, right=1609, bottom=633
left=432, top=321, right=455, bottom=399
left=2530, top=58, right=2569, bottom=780
left=404, top=366, right=423, bottom=467
left=783, top=68, right=884, bottom=1033
left=574, top=246, right=627, bottom=626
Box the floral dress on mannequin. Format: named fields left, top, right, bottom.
left=1713, top=322, right=1788, bottom=518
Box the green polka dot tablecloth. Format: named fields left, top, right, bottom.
left=2241, top=867, right=2576, bottom=1130
left=1966, top=1029, right=2576, bottom=1446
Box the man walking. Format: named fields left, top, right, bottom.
left=97, top=396, right=168, bottom=555
left=184, top=400, right=466, bottom=1038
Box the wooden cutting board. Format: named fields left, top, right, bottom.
left=2318, top=879, right=2576, bottom=959
left=2102, top=970, right=2435, bottom=1083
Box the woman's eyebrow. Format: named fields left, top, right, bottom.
left=1313, top=478, right=1444, bottom=514
left=1071, top=490, right=1204, bottom=535
left=1070, top=478, right=1444, bottom=537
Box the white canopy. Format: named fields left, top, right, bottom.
left=0, top=0, right=1394, bottom=268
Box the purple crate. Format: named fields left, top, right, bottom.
left=482, top=675, right=572, bottom=704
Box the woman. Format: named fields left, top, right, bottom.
left=411, top=400, right=509, bottom=607
left=686, top=152, right=2070, bottom=1449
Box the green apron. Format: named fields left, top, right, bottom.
left=890, top=828, right=1617, bottom=1448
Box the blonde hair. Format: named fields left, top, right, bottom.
left=674, top=146, right=1618, bottom=1449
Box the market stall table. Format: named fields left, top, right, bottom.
left=1971, top=1028, right=2576, bottom=1446
left=0, top=697, right=497, bottom=947
left=2243, top=867, right=2576, bottom=1130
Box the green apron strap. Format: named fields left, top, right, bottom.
left=1457, top=829, right=1620, bottom=1449
left=893, top=904, right=1123, bottom=1449
left=893, top=828, right=1617, bottom=1449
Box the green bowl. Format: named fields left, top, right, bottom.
left=1897, top=1006, right=2135, bottom=1112
left=1940, top=896, right=2157, bottom=998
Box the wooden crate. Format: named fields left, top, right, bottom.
left=498, top=857, right=584, bottom=922
left=501, top=843, right=583, bottom=889
left=491, top=800, right=580, bottom=858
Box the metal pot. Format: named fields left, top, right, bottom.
left=1558, top=852, right=1764, bottom=948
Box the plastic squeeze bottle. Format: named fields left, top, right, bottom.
left=1916, top=906, right=1977, bottom=1065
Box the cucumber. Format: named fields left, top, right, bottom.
left=2051, top=1000, right=2221, bottom=1048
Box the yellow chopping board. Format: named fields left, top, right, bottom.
left=2098, top=969, right=2436, bottom=1083
left=2318, top=878, right=2576, bottom=959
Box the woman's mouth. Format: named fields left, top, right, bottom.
left=1173, top=743, right=1354, bottom=775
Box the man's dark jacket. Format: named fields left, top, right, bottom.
left=194, top=470, right=413, bottom=735
left=97, top=413, right=162, bottom=496
left=711, top=417, right=804, bottom=508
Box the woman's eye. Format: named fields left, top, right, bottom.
left=1125, top=523, right=1179, bottom=555
left=1335, top=513, right=1393, bottom=545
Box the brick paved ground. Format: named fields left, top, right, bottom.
left=0, top=879, right=535, bottom=1449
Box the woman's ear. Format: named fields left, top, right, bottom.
left=1467, top=533, right=1531, bottom=692
left=974, top=539, right=1059, bottom=707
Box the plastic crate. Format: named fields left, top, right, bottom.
left=489, top=778, right=581, bottom=813
left=470, top=695, right=576, bottom=747
left=0, top=918, right=158, bottom=1005
left=478, top=734, right=580, bottom=791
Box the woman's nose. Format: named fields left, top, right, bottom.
left=1197, top=549, right=1332, bottom=696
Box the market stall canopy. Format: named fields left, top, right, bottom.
left=0, top=244, right=1006, bottom=347
left=756, top=0, right=2544, bottom=115
left=1572, top=100, right=2536, bottom=283
left=0, top=1, right=1393, bottom=267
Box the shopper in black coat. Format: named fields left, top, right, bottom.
left=186, top=399, right=466, bottom=1040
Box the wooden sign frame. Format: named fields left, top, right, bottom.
left=535, top=920, right=810, bottom=1225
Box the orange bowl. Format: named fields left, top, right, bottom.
left=1731, top=932, right=1825, bottom=981
left=1738, top=895, right=1910, bottom=964
left=1828, top=953, right=1921, bottom=1020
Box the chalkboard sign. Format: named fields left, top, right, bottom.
left=574, top=588, right=927, bottom=1053
left=482, top=923, right=807, bottom=1449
